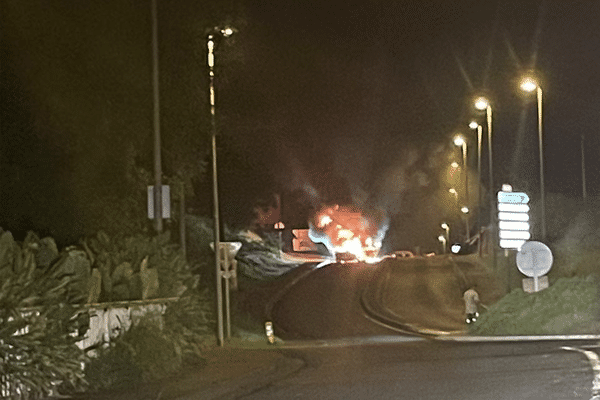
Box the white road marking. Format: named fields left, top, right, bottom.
left=562, top=346, right=600, bottom=398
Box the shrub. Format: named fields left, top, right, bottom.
left=0, top=231, right=87, bottom=399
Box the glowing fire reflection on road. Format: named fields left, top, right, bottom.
left=308, top=204, right=388, bottom=263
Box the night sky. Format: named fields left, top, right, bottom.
left=1, top=0, right=599, bottom=250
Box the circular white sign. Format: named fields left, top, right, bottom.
left=516, top=241, right=553, bottom=277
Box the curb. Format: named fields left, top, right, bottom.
left=434, top=334, right=600, bottom=342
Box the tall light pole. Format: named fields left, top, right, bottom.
left=449, top=187, right=459, bottom=203
left=441, top=222, right=450, bottom=247
left=460, top=206, right=470, bottom=242
left=207, top=26, right=234, bottom=347
left=475, top=97, right=495, bottom=267
left=520, top=77, right=546, bottom=241
left=151, top=0, right=163, bottom=233
left=453, top=135, right=468, bottom=205
left=438, top=235, right=447, bottom=254
left=469, top=121, right=483, bottom=255
left=454, top=135, right=469, bottom=241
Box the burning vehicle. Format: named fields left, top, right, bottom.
left=308, top=204, right=388, bottom=263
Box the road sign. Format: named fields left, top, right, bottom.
left=497, top=189, right=530, bottom=249
left=516, top=241, right=553, bottom=292
left=516, top=241, right=553, bottom=277
left=147, top=185, right=171, bottom=219
left=497, top=191, right=529, bottom=204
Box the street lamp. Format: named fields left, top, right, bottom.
left=207, top=25, right=234, bottom=347
left=520, top=76, right=546, bottom=241
left=469, top=120, right=483, bottom=255
left=453, top=134, right=468, bottom=206
left=454, top=134, right=469, bottom=242
left=461, top=206, right=470, bottom=241
left=448, top=187, right=458, bottom=201
left=441, top=222, right=450, bottom=246
left=474, top=96, right=495, bottom=264
left=438, top=235, right=447, bottom=254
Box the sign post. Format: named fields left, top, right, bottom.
left=210, top=241, right=242, bottom=343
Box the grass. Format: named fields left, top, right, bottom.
left=469, top=274, right=600, bottom=335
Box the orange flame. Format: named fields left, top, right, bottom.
left=309, top=204, right=387, bottom=263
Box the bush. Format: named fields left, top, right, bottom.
left=84, top=288, right=214, bottom=391
left=84, top=341, right=143, bottom=391
left=0, top=231, right=88, bottom=399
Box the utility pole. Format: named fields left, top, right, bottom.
left=151, top=0, right=163, bottom=233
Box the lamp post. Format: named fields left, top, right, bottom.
left=438, top=235, right=447, bottom=254
left=441, top=222, right=450, bottom=247
left=474, top=96, right=495, bottom=267
left=460, top=206, right=470, bottom=242
left=151, top=0, right=163, bottom=233
left=520, top=77, right=546, bottom=241
left=454, top=135, right=469, bottom=242
left=453, top=135, right=468, bottom=206
left=449, top=188, right=458, bottom=203
left=207, top=26, right=234, bottom=347
left=469, top=121, right=483, bottom=255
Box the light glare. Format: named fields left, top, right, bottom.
left=520, top=78, right=537, bottom=92
left=474, top=97, right=489, bottom=110
left=453, top=135, right=465, bottom=146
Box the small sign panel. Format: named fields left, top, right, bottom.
left=147, top=185, right=171, bottom=219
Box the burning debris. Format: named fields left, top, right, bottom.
left=308, top=204, right=388, bottom=263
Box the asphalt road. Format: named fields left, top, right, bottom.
left=270, top=256, right=500, bottom=338
left=271, top=261, right=399, bottom=339
left=238, top=339, right=600, bottom=399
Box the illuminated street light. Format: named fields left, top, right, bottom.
left=453, top=134, right=468, bottom=204
left=451, top=161, right=459, bottom=168
left=469, top=120, right=483, bottom=256
left=438, top=235, right=447, bottom=254
left=453, top=135, right=465, bottom=147
left=461, top=206, right=469, bottom=214
left=474, top=96, right=495, bottom=267
left=520, top=77, right=537, bottom=93
left=454, top=134, right=469, bottom=242
left=207, top=25, right=235, bottom=347
left=474, top=97, right=489, bottom=111
left=519, top=76, right=546, bottom=241
left=449, top=188, right=458, bottom=201
left=441, top=222, right=450, bottom=247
